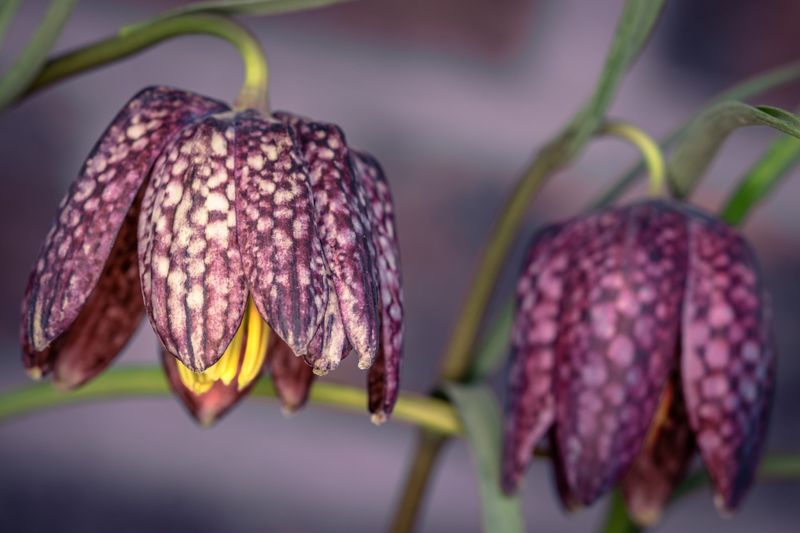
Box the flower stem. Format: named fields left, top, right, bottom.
left=0, top=366, right=462, bottom=435
left=597, top=121, right=665, bottom=196
left=20, top=14, right=269, bottom=112
left=389, top=431, right=446, bottom=533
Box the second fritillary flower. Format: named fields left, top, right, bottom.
left=502, top=200, right=775, bottom=523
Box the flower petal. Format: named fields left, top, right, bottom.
left=501, top=223, right=570, bottom=493
left=234, top=111, right=327, bottom=356
left=353, top=151, right=405, bottom=420
left=620, top=375, right=695, bottom=526
left=138, top=114, right=247, bottom=371
left=306, top=285, right=351, bottom=375
left=554, top=201, right=688, bottom=505
left=268, top=335, right=315, bottom=413
left=161, top=346, right=258, bottom=426
left=682, top=215, right=776, bottom=512
left=22, top=201, right=144, bottom=386
left=21, top=86, right=227, bottom=368
left=275, top=113, right=381, bottom=367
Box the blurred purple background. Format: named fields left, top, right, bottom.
left=1, top=0, right=799, bottom=531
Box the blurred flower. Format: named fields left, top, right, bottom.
left=501, top=200, right=775, bottom=523
left=20, top=86, right=403, bottom=424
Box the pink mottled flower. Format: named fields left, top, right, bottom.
left=502, top=200, right=775, bottom=524
left=20, top=86, right=403, bottom=424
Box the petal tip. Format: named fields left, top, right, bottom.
left=370, top=411, right=388, bottom=425
left=26, top=367, right=43, bottom=381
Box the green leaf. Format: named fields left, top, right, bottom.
left=0, top=0, right=22, bottom=52
left=468, top=301, right=513, bottom=382
left=0, top=0, right=77, bottom=110
left=442, top=383, right=524, bottom=533
left=590, top=60, right=800, bottom=209
left=720, top=134, right=800, bottom=225
left=122, top=0, right=354, bottom=33
left=453, top=0, right=665, bottom=382
left=668, top=102, right=800, bottom=198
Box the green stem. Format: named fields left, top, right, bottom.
left=0, top=366, right=462, bottom=435
left=597, top=121, right=665, bottom=196
left=21, top=14, right=269, bottom=112
left=389, top=431, right=447, bottom=533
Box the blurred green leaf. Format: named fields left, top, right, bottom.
left=591, top=60, right=800, bottom=209
left=0, top=0, right=77, bottom=110
left=720, top=134, right=800, bottom=225
left=468, top=301, right=512, bottom=382
left=668, top=102, right=800, bottom=197
left=122, top=0, right=353, bottom=33
left=456, top=0, right=665, bottom=382
left=442, top=383, right=524, bottom=533
left=0, top=0, right=22, bottom=52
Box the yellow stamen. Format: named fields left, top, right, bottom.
left=238, top=300, right=270, bottom=390
left=176, top=297, right=269, bottom=394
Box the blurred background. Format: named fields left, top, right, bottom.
left=1, top=0, right=799, bottom=531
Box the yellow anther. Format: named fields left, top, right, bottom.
left=176, top=297, right=269, bottom=394
left=238, top=299, right=270, bottom=390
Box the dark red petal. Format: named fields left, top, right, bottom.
left=501, top=223, right=570, bottom=493
left=161, top=346, right=260, bottom=426
left=138, top=114, right=247, bottom=371
left=234, top=111, right=327, bottom=357
left=554, top=201, right=688, bottom=505
left=354, top=151, right=404, bottom=420
left=21, top=86, right=227, bottom=369
left=22, top=197, right=144, bottom=387
left=268, top=335, right=315, bottom=413
left=621, top=375, right=695, bottom=526
left=306, top=286, right=351, bottom=375
left=682, top=216, right=775, bottom=512
left=274, top=113, right=380, bottom=368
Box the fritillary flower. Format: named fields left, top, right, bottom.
left=502, top=199, right=774, bottom=524
left=20, top=86, right=403, bottom=425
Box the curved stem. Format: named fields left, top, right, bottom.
left=0, top=366, right=462, bottom=435
left=597, top=121, right=665, bottom=196
left=21, top=14, right=269, bottom=112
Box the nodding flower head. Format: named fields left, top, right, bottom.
left=20, top=86, right=404, bottom=425
left=501, top=199, right=775, bottom=524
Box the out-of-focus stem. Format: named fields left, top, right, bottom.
left=389, top=431, right=447, bottom=533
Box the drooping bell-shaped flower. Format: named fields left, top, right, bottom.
left=20, top=86, right=404, bottom=424
left=501, top=199, right=775, bottom=523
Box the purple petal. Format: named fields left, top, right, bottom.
left=501, top=223, right=569, bottom=493
left=554, top=201, right=688, bottom=505
left=354, top=151, right=404, bottom=420
left=268, top=335, right=315, bottom=413
left=21, top=86, right=226, bottom=376
left=306, top=285, right=351, bottom=375
left=22, top=203, right=144, bottom=387
left=234, top=111, right=327, bottom=357
left=161, top=346, right=260, bottom=426
left=138, top=114, right=247, bottom=371
left=682, top=215, right=775, bottom=512
left=274, top=112, right=380, bottom=368
left=620, top=376, right=695, bottom=525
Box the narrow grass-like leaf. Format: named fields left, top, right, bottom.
left=720, top=134, right=800, bottom=225
left=122, top=0, right=353, bottom=33
left=0, top=0, right=77, bottom=110
left=668, top=102, right=800, bottom=197
left=443, top=382, right=524, bottom=533
left=591, top=61, right=800, bottom=209
left=0, top=0, right=22, bottom=52
left=448, top=0, right=665, bottom=382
